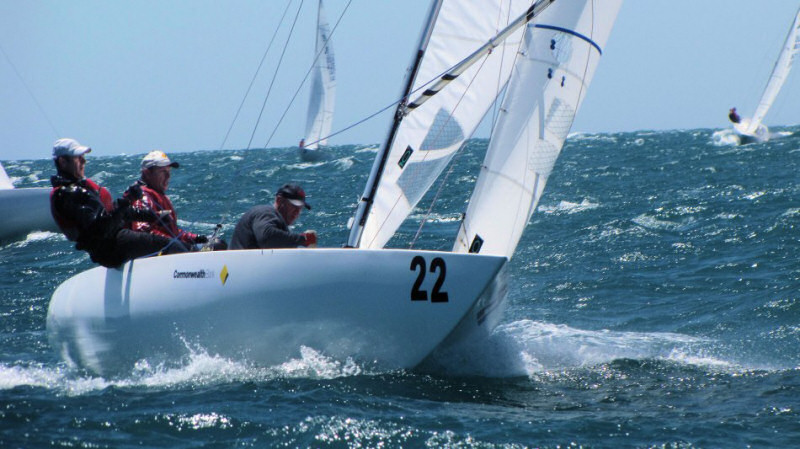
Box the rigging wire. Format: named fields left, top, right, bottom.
left=448, top=4, right=524, bottom=251
left=0, top=44, right=61, bottom=138
left=246, top=0, right=306, bottom=150
left=406, top=3, right=526, bottom=249
left=262, top=0, right=353, bottom=150
left=219, top=0, right=294, bottom=150
left=407, top=55, right=494, bottom=249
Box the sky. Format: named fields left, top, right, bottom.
left=2, top=1, right=800, bottom=161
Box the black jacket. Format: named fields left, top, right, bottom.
left=50, top=173, right=156, bottom=266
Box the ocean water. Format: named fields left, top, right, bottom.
left=1, top=127, right=799, bottom=448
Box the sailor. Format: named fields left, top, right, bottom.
left=728, top=107, right=741, bottom=124
left=124, top=151, right=223, bottom=251
left=229, top=183, right=317, bottom=249
left=49, top=138, right=174, bottom=268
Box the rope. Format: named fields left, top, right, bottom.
left=0, top=44, right=60, bottom=138
left=246, top=0, right=306, bottom=150
left=408, top=55, right=493, bottom=249
left=219, top=0, right=294, bottom=150
left=263, top=0, right=354, bottom=149
left=409, top=9, right=526, bottom=249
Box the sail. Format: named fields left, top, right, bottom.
left=453, top=0, right=622, bottom=258
left=0, top=162, right=13, bottom=189
left=303, top=0, right=336, bottom=150
left=748, top=6, right=800, bottom=133
left=355, top=0, right=538, bottom=249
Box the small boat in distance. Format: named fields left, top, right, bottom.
left=731, top=6, right=800, bottom=144
left=299, top=0, right=336, bottom=161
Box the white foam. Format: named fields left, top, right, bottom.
left=425, top=319, right=741, bottom=377
left=3, top=231, right=62, bottom=250
left=354, top=145, right=379, bottom=154
left=632, top=213, right=689, bottom=232
left=711, top=129, right=740, bottom=146
left=0, top=341, right=375, bottom=395
left=287, top=161, right=326, bottom=170
left=332, top=156, right=354, bottom=170
left=538, top=199, right=599, bottom=215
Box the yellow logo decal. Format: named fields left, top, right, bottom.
left=220, top=265, right=229, bottom=285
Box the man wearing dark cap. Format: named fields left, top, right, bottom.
left=124, top=150, right=214, bottom=251
left=49, top=138, right=174, bottom=268
left=229, top=183, right=317, bottom=249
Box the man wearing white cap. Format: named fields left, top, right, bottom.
left=124, top=150, right=211, bottom=251
left=229, top=183, right=317, bottom=249
left=50, top=138, right=173, bottom=267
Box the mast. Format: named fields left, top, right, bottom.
left=346, top=0, right=443, bottom=247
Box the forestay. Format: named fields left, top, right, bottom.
left=747, top=6, right=800, bottom=134
left=354, top=0, right=536, bottom=249
left=453, top=0, right=622, bottom=258
left=303, top=0, right=336, bottom=150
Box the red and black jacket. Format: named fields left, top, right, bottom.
left=125, top=179, right=199, bottom=246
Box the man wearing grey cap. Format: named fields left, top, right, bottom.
left=49, top=138, right=175, bottom=268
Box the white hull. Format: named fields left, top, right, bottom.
left=299, top=146, right=325, bottom=162
left=733, top=120, right=769, bottom=144
left=48, top=248, right=507, bottom=375
left=0, top=187, right=59, bottom=241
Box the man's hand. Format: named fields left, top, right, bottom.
left=302, top=230, right=317, bottom=248
left=194, top=235, right=209, bottom=244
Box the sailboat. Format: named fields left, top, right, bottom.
left=0, top=161, right=59, bottom=241
left=732, top=6, right=800, bottom=144
left=299, top=0, right=336, bottom=161
left=47, top=0, right=622, bottom=376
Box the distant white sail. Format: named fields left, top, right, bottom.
left=354, top=0, right=536, bottom=249
left=454, top=0, right=622, bottom=258
left=303, top=0, right=336, bottom=150
left=746, top=6, right=800, bottom=134
left=0, top=162, right=13, bottom=189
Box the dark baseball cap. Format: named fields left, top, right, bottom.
left=277, top=183, right=311, bottom=210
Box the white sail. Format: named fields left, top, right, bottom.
left=354, top=0, right=538, bottom=249
left=0, top=162, right=13, bottom=189
left=303, top=0, right=336, bottom=151
left=745, top=6, right=800, bottom=134
left=454, top=0, right=622, bottom=258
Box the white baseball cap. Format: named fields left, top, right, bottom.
left=141, top=150, right=180, bottom=169
left=53, top=138, right=91, bottom=158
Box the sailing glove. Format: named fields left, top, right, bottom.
left=124, top=183, right=143, bottom=201
left=302, top=231, right=317, bottom=247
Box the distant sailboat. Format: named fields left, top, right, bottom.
left=0, top=161, right=59, bottom=241
left=300, top=0, right=336, bottom=161
left=732, top=6, right=800, bottom=144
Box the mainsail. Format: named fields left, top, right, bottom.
left=350, top=0, right=543, bottom=249
left=454, top=0, right=622, bottom=258
left=0, top=162, right=13, bottom=189
left=303, top=0, right=336, bottom=150
left=746, top=6, right=800, bottom=134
